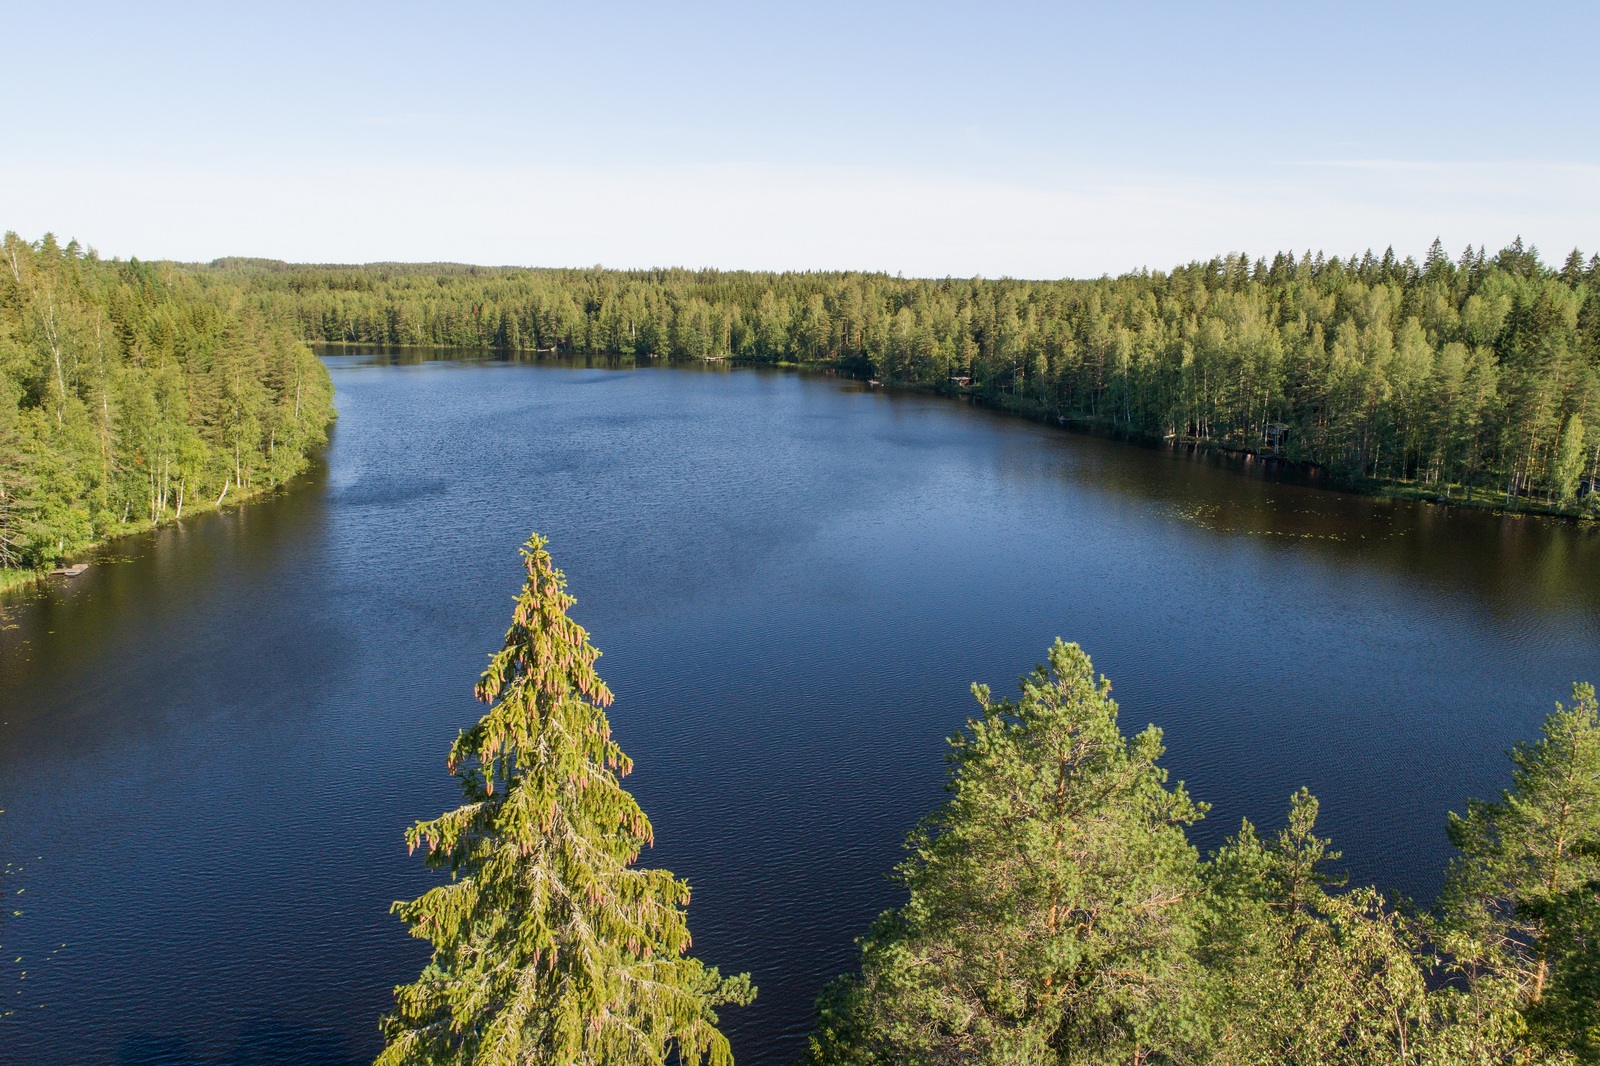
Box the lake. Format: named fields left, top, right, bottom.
left=3, top=350, right=1599, bottom=1064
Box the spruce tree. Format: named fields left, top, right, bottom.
left=377, top=535, right=753, bottom=1066
left=1424, top=237, right=1449, bottom=277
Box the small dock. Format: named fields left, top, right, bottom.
left=51, top=563, right=90, bottom=578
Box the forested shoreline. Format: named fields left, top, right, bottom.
left=0, top=233, right=334, bottom=582
left=208, top=239, right=1600, bottom=516
left=17, top=235, right=1588, bottom=545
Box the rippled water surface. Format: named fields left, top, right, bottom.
left=4, top=351, right=1600, bottom=1064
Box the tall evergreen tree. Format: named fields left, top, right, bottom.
left=1424, top=238, right=1450, bottom=278
left=378, top=535, right=753, bottom=1066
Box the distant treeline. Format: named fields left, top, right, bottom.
left=0, top=233, right=334, bottom=573
left=213, top=239, right=1600, bottom=511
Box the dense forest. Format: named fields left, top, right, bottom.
left=0, top=233, right=334, bottom=578
left=398, top=535, right=1600, bottom=1065
left=212, top=239, right=1600, bottom=513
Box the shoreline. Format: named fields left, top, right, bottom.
left=781, top=362, right=1600, bottom=526
left=0, top=472, right=315, bottom=598
left=309, top=341, right=1599, bottom=525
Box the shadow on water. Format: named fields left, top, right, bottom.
left=116, top=1013, right=363, bottom=1066
left=0, top=452, right=334, bottom=768
left=316, top=343, right=736, bottom=374
left=1036, top=432, right=1600, bottom=620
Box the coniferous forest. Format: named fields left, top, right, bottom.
left=214, top=238, right=1600, bottom=514
left=0, top=232, right=334, bottom=578
left=4, top=232, right=1596, bottom=585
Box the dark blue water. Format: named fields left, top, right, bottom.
left=3, top=352, right=1598, bottom=1064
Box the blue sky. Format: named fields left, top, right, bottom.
left=5, top=1, right=1597, bottom=276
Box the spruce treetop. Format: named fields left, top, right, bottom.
left=379, top=534, right=752, bottom=1066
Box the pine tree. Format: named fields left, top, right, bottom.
left=806, top=640, right=1205, bottom=1066
left=1440, top=683, right=1600, bottom=1028
left=1196, top=790, right=1429, bottom=1065
left=378, top=535, right=753, bottom=1066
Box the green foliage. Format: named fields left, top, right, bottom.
left=207, top=239, right=1600, bottom=508
left=1197, top=790, right=1429, bottom=1064
left=807, top=641, right=1206, bottom=1065
left=1440, top=682, right=1600, bottom=1061
left=811, top=644, right=1600, bottom=1065
left=0, top=231, right=334, bottom=572
left=1534, top=882, right=1600, bottom=1061
left=379, top=535, right=752, bottom=1066
left=1556, top=415, right=1587, bottom=504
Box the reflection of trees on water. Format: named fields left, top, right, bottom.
left=0, top=452, right=333, bottom=763
left=957, top=406, right=1600, bottom=619
left=320, top=344, right=738, bottom=375
left=325, top=347, right=1600, bottom=619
